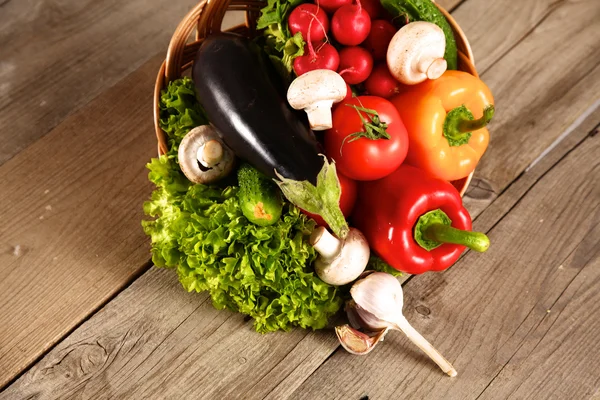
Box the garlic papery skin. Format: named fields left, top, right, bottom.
left=346, top=272, right=458, bottom=377
left=353, top=302, right=393, bottom=331
left=335, top=324, right=391, bottom=355
left=350, top=272, right=404, bottom=324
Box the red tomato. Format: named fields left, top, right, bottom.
left=324, top=96, right=408, bottom=181
left=303, top=171, right=357, bottom=226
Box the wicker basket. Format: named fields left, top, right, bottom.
left=153, top=0, right=477, bottom=195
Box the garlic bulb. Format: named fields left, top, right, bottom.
left=336, top=272, right=457, bottom=377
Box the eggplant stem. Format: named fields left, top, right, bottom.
left=395, top=317, right=457, bottom=377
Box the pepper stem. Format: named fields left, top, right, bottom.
left=414, top=209, right=490, bottom=252
left=443, top=105, right=495, bottom=147
left=423, top=223, right=490, bottom=253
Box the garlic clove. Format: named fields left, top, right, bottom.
left=335, top=324, right=390, bottom=355
left=350, top=272, right=404, bottom=323
left=347, top=272, right=458, bottom=377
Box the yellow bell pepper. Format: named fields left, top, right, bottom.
left=390, top=70, right=495, bottom=182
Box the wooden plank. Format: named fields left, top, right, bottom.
left=477, top=223, right=600, bottom=399
left=0, top=8, right=245, bottom=387
left=286, top=125, right=600, bottom=400
left=452, top=0, right=556, bottom=73
left=4, top=117, right=598, bottom=399
left=458, top=0, right=600, bottom=217
left=0, top=0, right=242, bottom=165
left=0, top=266, right=338, bottom=399
left=0, top=54, right=163, bottom=389
left=2, top=0, right=599, bottom=396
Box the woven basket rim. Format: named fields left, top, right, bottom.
left=153, top=0, right=477, bottom=196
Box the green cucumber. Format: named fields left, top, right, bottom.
left=237, top=163, right=283, bottom=226
left=382, top=0, right=458, bottom=70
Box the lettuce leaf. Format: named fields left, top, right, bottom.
left=159, top=77, right=208, bottom=155
left=143, top=78, right=343, bottom=332
left=255, top=0, right=305, bottom=82
left=143, top=166, right=342, bottom=332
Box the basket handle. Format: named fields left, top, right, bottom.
left=165, top=1, right=206, bottom=82
left=164, top=0, right=235, bottom=82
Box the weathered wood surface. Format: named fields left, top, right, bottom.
left=0, top=54, right=163, bottom=389
left=288, top=126, right=600, bottom=400
left=0, top=0, right=241, bottom=166
left=0, top=0, right=459, bottom=390
left=459, top=0, right=600, bottom=217
left=0, top=8, right=244, bottom=388
left=1, top=0, right=600, bottom=397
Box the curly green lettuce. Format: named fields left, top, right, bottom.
left=143, top=78, right=343, bottom=333
left=159, top=77, right=208, bottom=154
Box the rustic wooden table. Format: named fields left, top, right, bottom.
left=1, top=0, right=599, bottom=398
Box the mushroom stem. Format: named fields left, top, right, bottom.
left=310, top=226, right=342, bottom=260
left=394, top=316, right=457, bottom=377
left=287, top=69, right=347, bottom=131
left=417, top=57, right=447, bottom=80
left=305, top=100, right=335, bottom=130
left=197, top=140, right=224, bottom=168
left=312, top=227, right=369, bottom=286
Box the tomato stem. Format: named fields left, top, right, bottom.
left=345, top=104, right=390, bottom=142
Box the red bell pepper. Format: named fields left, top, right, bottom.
left=352, top=165, right=490, bottom=274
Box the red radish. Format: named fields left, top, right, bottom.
left=338, top=46, right=373, bottom=84
left=331, top=3, right=371, bottom=46
left=294, top=42, right=340, bottom=76
left=360, top=0, right=385, bottom=18
left=313, top=0, right=352, bottom=14
left=362, top=20, right=397, bottom=61
left=289, top=4, right=329, bottom=43
left=364, top=63, right=403, bottom=98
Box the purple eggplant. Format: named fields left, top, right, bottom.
left=192, top=33, right=323, bottom=183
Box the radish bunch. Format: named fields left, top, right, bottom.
left=288, top=0, right=405, bottom=97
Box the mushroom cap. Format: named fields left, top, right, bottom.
left=178, top=125, right=235, bottom=184
left=314, top=228, right=370, bottom=286
left=387, top=21, right=447, bottom=85
left=287, top=69, right=348, bottom=110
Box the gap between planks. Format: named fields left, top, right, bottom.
left=0, top=0, right=468, bottom=388
left=286, top=116, right=600, bottom=400
left=275, top=116, right=600, bottom=400
left=1, top=0, right=600, bottom=396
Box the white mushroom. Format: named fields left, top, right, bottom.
left=386, top=21, right=447, bottom=85
left=287, top=69, right=347, bottom=131
left=178, top=125, right=235, bottom=184
left=311, top=226, right=369, bottom=286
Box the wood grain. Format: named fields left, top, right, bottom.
left=0, top=266, right=339, bottom=399
left=1, top=0, right=599, bottom=396
left=459, top=0, right=600, bottom=217
left=0, top=9, right=244, bottom=388
left=286, top=125, right=600, bottom=400
left=0, top=0, right=243, bottom=166
left=0, top=54, right=163, bottom=389
left=478, top=222, right=600, bottom=399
